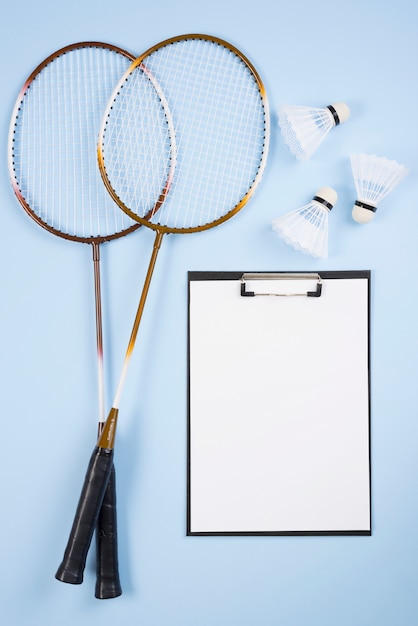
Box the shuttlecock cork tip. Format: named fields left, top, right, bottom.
left=313, top=186, right=338, bottom=210
left=352, top=202, right=376, bottom=224
left=329, top=102, right=350, bottom=125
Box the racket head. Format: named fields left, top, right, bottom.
left=98, top=33, right=270, bottom=235
left=8, top=41, right=140, bottom=244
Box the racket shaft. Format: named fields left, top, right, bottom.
left=92, top=244, right=122, bottom=598
left=92, top=244, right=106, bottom=424
left=55, top=446, right=114, bottom=584
left=95, top=464, right=121, bottom=598
left=112, top=230, right=163, bottom=408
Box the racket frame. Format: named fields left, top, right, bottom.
left=98, top=33, right=270, bottom=236
left=8, top=41, right=141, bottom=245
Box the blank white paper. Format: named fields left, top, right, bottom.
left=188, top=273, right=371, bottom=535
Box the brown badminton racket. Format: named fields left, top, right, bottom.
left=8, top=41, right=140, bottom=599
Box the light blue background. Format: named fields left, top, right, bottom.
left=1, top=1, right=417, bottom=624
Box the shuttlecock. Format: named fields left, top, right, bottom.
left=272, top=187, right=337, bottom=259
left=350, top=153, right=409, bottom=224
left=278, top=102, right=350, bottom=160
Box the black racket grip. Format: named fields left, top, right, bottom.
left=55, top=446, right=113, bottom=585
left=95, top=463, right=122, bottom=599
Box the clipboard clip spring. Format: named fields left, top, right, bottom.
left=240, top=273, right=322, bottom=298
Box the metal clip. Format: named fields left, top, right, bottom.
left=240, top=273, right=322, bottom=298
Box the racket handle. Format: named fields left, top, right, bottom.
left=95, top=463, right=122, bottom=599
left=55, top=446, right=113, bottom=585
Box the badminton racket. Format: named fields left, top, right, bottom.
left=7, top=42, right=140, bottom=598
left=56, top=33, right=270, bottom=583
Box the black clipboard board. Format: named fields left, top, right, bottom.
left=187, top=271, right=371, bottom=536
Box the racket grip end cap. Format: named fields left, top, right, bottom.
left=95, top=579, right=122, bottom=599
left=55, top=566, right=83, bottom=585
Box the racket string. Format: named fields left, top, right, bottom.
left=164, top=41, right=259, bottom=227
left=102, top=72, right=171, bottom=210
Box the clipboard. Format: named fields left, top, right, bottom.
left=187, top=271, right=371, bottom=536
